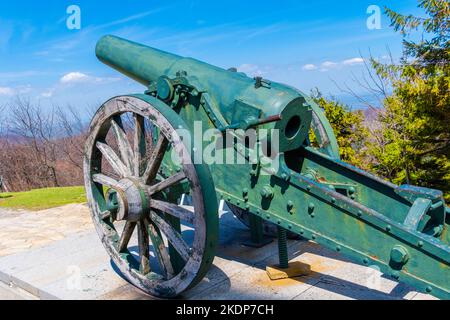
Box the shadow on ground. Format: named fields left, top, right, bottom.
left=110, top=210, right=415, bottom=300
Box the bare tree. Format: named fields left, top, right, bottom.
left=8, top=97, right=60, bottom=188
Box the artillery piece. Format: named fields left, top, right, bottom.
left=84, top=35, right=450, bottom=299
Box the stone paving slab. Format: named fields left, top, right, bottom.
left=0, top=204, right=435, bottom=300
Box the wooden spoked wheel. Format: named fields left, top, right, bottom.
left=84, top=95, right=218, bottom=298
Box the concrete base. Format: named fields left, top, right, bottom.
left=266, top=261, right=311, bottom=280
left=0, top=204, right=436, bottom=300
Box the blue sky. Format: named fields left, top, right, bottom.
left=0, top=1, right=422, bottom=112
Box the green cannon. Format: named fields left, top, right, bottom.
left=84, top=35, right=450, bottom=299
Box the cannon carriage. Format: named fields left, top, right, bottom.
left=84, top=35, right=450, bottom=299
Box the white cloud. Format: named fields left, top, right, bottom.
left=0, top=85, right=32, bottom=96
left=0, top=87, right=14, bottom=96
left=321, top=61, right=339, bottom=68
left=60, top=72, right=89, bottom=84
left=342, top=57, right=365, bottom=66
left=302, top=64, right=317, bottom=71
left=60, top=72, right=121, bottom=85
left=237, top=64, right=265, bottom=76
left=303, top=58, right=366, bottom=72
left=41, top=88, right=55, bottom=98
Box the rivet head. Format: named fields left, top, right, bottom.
left=390, top=245, right=409, bottom=264
left=349, top=187, right=356, bottom=195
left=308, top=203, right=315, bottom=212
left=331, top=197, right=336, bottom=204
left=363, top=258, right=369, bottom=264
left=336, top=246, right=341, bottom=252
left=386, top=225, right=392, bottom=232
left=357, top=210, right=363, bottom=217
left=418, top=241, right=424, bottom=248
left=391, top=271, right=400, bottom=280
left=243, top=188, right=249, bottom=196
left=312, top=234, right=317, bottom=240
left=426, top=286, right=433, bottom=293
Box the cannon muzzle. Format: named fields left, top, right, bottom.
left=96, top=35, right=314, bottom=152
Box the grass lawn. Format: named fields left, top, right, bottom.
left=0, top=186, right=87, bottom=211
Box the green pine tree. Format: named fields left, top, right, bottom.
left=311, top=90, right=369, bottom=169
left=368, top=0, right=450, bottom=200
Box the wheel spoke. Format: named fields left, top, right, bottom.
left=96, top=142, right=132, bottom=177
left=138, top=220, right=150, bottom=275
left=145, top=217, right=174, bottom=279
left=134, top=114, right=146, bottom=177
left=145, top=172, right=187, bottom=195
left=92, top=174, right=121, bottom=190
left=143, top=135, right=169, bottom=183
left=118, top=221, right=136, bottom=253
left=100, top=210, right=111, bottom=221
left=151, top=200, right=195, bottom=225
left=150, top=211, right=191, bottom=262
left=111, top=118, right=135, bottom=174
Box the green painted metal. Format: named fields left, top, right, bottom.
left=277, top=227, right=289, bottom=269
left=94, top=35, right=450, bottom=299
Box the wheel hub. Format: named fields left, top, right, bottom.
left=114, top=178, right=150, bottom=222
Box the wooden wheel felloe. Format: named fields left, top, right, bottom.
left=84, top=95, right=218, bottom=298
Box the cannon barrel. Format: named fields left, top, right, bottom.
left=96, top=35, right=313, bottom=152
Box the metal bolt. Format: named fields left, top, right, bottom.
left=287, top=201, right=294, bottom=211
left=390, top=245, right=409, bottom=264
left=277, top=227, right=289, bottom=269
left=260, top=186, right=274, bottom=199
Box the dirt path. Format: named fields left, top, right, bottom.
left=0, top=204, right=92, bottom=257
